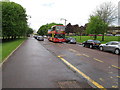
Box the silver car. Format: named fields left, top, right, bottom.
left=99, top=41, right=120, bottom=55
left=37, top=36, right=44, bottom=41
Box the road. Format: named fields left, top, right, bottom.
left=2, top=37, right=119, bottom=88
left=40, top=38, right=119, bottom=88
left=2, top=37, right=92, bottom=88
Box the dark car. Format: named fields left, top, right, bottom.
left=33, top=35, right=38, bottom=39
left=99, top=41, right=120, bottom=55
left=66, top=37, right=76, bottom=44
left=82, top=40, right=101, bottom=49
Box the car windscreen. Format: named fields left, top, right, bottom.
left=93, top=40, right=101, bottom=43
left=70, top=38, right=75, bottom=40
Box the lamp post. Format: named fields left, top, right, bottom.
left=60, top=18, right=67, bottom=26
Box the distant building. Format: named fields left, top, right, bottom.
left=118, top=1, right=120, bottom=26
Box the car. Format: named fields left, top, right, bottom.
left=99, top=41, right=120, bottom=55
left=33, top=35, right=38, bottom=39
left=88, top=34, right=95, bottom=36
left=43, top=35, right=47, bottom=38
left=106, top=34, right=113, bottom=36
left=82, top=40, right=101, bottom=49
left=37, top=36, right=44, bottom=41
left=115, top=34, right=120, bottom=36
left=97, top=34, right=103, bottom=36
left=66, top=37, right=76, bottom=44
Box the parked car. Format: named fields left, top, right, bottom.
left=106, top=34, right=113, bottom=36
left=88, top=34, right=95, bottom=36
left=33, top=35, right=38, bottom=39
left=82, top=40, right=101, bottom=49
left=43, top=35, right=47, bottom=38
left=66, top=37, right=76, bottom=44
left=97, top=34, right=103, bottom=36
left=99, top=41, right=120, bottom=55
left=37, top=36, right=44, bottom=41
left=115, top=34, right=120, bottom=36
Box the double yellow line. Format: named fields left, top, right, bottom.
left=58, top=56, right=106, bottom=89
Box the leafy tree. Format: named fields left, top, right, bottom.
left=65, top=23, right=73, bottom=34
left=94, top=2, right=117, bottom=41
left=2, top=1, right=28, bottom=39
left=86, top=15, right=108, bottom=40
left=37, top=23, right=63, bottom=35
left=26, top=27, right=33, bottom=36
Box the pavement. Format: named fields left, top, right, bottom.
left=2, top=37, right=92, bottom=88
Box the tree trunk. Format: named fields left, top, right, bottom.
left=12, top=36, right=14, bottom=39
left=18, top=36, right=20, bottom=38
left=80, top=33, right=82, bottom=40
left=102, top=33, right=104, bottom=41
left=94, top=35, right=97, bottom=40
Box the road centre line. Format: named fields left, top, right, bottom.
left=68, top=49, right=119, bottom=70
left=76, top=54, right=82, bottom=56
left=112, top=86, right=118, bottom=88
left=111, top=65, right=120, bottom=70
left=69, top=49, right=77, bottom=52
left=82, top=54, right=90, bottom=57
left=93, top=58, right=104, bottom=63
left=116, top=76, right=120, bottom=78
left=57, top=56, right=106, bottom=89
left=99, top=78, right=104, bottom=82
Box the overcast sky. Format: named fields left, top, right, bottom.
left=9, top=0, right=119, bottom=31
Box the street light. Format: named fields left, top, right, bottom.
left=60, top=18, right=67, bottom=26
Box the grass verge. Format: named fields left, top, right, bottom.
left=0, top=38, right=26, bottom=63
left=66, top=36, right=119, bottom=44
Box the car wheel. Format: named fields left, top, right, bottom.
left=82, top=44, right=85, bottom=47
left=114, top=49, right=120, bottom=55
left=89, top=45, right=93, bottom=49
left=99, top=46, right=104, bottom=51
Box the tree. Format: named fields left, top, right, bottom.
left=37, top=23, right=63, bottom=36
left=79, top=26, right=84, bottom=40
left=73, top=24, right=79, bottom=34
left=86, top=15, right=108, bottom=40
left=65, top=23, right=73, bottom=35
left=2, top=1, right=28, bottom=39
left=94, top=2, right=117, bottom=41
left=26, top=27, right=34, bottom=36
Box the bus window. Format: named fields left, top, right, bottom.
left=52, top=27, right=56, bottom=31
left=55, top=34, right=65, bottom=39
left=48, top=34, right=52, bottom=37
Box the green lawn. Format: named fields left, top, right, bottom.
left=0, top=38, right=26, bottom=63
left=66, top=36, right=119, bottom=44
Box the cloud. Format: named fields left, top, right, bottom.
left=42, top=2, right=55, bottom=7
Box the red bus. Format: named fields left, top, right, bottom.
left=48, top=25, right=66, bottom=42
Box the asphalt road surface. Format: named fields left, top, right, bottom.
left=2, top=37, right=120, bottom=88
left=3, top=37, right=92, bottom=88
left=40, top=38, right=120, bottom=88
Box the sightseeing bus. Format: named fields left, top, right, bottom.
left=48, top=25, right=66, bottom=42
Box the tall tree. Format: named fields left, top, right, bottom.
left=2, top=1, right=27, bottom=39
left=94, top=2, right=117, bottom=41
left=65, top=23, right=73, bottom=35
left=79, top=26, right=84, bottom=40
left=86, top=15, right=108, bottom=40
left=26, top=27, right=34, bottom=36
